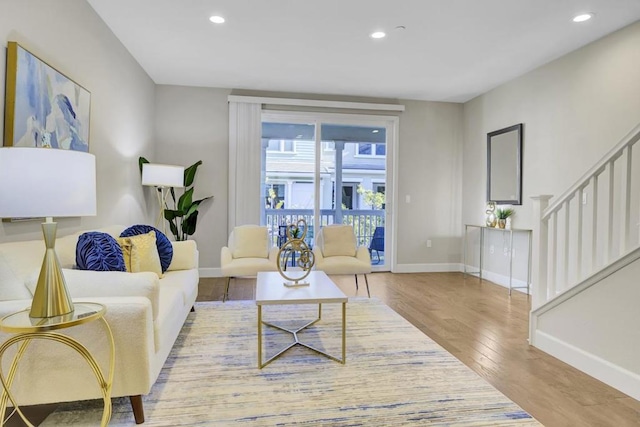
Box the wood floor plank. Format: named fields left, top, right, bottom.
left=201, top=272, right=640, bottom=426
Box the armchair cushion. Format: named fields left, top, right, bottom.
left=321, top=225, right=357, bottom=257
left=232, top=225, right=269, bottom=259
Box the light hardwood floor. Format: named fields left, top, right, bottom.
left=200, top=272, right=640, bottom=427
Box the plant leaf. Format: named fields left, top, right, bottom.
left=138, top=156, right=149, bottom=175
left=177, top=188, right=194, bottom=212
left=184, top=160, right=203, bottom=187
left=182, top=210, right=199, bottom=237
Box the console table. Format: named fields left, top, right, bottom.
left=463, top=224, right=532, bottom=295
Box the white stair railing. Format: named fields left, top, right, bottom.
left=531, top=122, right=640, bottom=310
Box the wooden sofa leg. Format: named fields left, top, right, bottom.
left=190, top=306, right=195, bottom=312
left=355, top=274, right=359, bottom=290
left=130, top=395, right=145, bottom=424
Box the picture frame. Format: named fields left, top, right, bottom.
left=3, top=41, right=91, bottom=152
left=487, top=123, right=523, bottom=205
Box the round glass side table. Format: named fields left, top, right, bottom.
left=0, top=302, right=114, bottom=427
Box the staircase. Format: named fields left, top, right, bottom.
left=529, top=122, right=640, bottom=401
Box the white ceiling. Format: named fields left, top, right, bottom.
left=87, top=0, right=640, bottom=103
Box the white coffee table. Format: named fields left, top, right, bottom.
left=255, top=271, right=347, bottom=368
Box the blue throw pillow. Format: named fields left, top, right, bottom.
left=76, top=232, right=127, bottom=272
left=120, top=225, right=173, bottom=273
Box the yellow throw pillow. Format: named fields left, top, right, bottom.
left=117, top=231, right=163, bottom=277
left=322, top=225, right=357, bottom=257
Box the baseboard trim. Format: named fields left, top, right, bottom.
left=478, top=269, right=530, bottom=294
left=394, top=263, right=461, bottom=273
left=534, top=330, right=640, bottom=401
left=199, top=268, right=221, bottom=278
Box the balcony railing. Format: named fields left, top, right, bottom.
left=264, top=208, right=385, bottom=248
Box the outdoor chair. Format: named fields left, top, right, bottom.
left=369, top=226, right=384, bottom=264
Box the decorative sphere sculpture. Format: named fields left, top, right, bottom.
left=277, top=218, right=315, bottom=286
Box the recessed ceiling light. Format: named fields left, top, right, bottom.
left=372, top=130, right=379, bottom=133
left=572, top=13, right=593, bottom=23
left=371, top=31, right=386, bottom=39
left=209, top=15, right=225, bottom=24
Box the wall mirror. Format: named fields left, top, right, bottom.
left=487, top=123, right=523, bottom=205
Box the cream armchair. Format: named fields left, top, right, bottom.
left=313, top=224, right=372, bottom=297
left=220, top=225, right=279, bottom=301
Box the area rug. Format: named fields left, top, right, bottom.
left=43, top=298, right=540, bottom=426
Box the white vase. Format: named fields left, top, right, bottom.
left=506, top=217, right=512, bottom=230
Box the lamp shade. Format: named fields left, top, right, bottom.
left=142, top=163, right=184, bottom=188
left=0, top=147, right=96, bottom=218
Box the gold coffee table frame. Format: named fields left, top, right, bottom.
left=0, top=302, right=114, bottom=427
left=258, top=302, right=346, bottom=368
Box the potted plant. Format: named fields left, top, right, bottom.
left=139, top=157, right=213, bottom=240
left=496, top=208, right=515, bottom=229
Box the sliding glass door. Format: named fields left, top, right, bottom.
left=260, top=112, right=395, bottom=271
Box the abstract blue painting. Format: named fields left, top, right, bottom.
left=3, top=42, right=90, bottom=152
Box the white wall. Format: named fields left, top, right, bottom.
left=535, top=256, right=640, bottom=400
left=396, top=100, right=464, bottom=272
left=154, top=89, right=464, bottom=272
left=154, top=85, right=231, bottom=274
left=462, top=20, right=640, bottom=282
left=0, top=0, right=156, bottom=242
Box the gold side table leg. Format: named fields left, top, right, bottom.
left=258, top=305, right=263, bottom=369
left=342, top=302, right=346, bottom=364
left=0, top=323, right=115, bottom=427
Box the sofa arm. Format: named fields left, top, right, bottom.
left=221, top=246, right=232, bottom=275
left=167, top=240, right=199, bottom=271
left=268, top=247, right=280, bottom=264
left=25, top=269, right=161, bottom=321
left=313, top=247, right=325, bottom=264
left=0, top=296, right=156, bottom=405
left=356, top=246, right=371, bottom=263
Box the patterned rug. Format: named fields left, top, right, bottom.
left=43, top=299, right=540, bottom=426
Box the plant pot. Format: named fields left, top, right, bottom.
left=497, top=219, right=506, bottom=229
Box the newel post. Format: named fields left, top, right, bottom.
left=530, top=195, right=553, bottom=309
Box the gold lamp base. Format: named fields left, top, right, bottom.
left=29, top=220, right=74, bottom=319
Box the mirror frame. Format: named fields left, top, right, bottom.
left=487, top=123, right=523, bottom=205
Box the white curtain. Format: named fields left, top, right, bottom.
left=228, top=101, right=262, bottom=231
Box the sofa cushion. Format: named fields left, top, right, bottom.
left=76, top=232, right=126, bottom=272
left=117, top=231, right=163, bottom=277
left=167, top=240, right=198, bottom=271
left=232, top=225, right=268, bottom=259
left=120, top=225, right=173, bottom=272
left=321, top=225, right=357, bottom=257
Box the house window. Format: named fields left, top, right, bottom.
left=267, top=139, right=295, bottom=153
left=357, top=143, right=385, bottom=157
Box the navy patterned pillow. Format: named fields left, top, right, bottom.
left=76, top=232, right=126, bottom=272
left=120, top=225, right=173, bottom=273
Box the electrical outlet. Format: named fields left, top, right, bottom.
left=582, top=192, right=588, bottom=205
left=405, top=195, right=411, bottom=203
left=426, top=239, right=432, bottom=248
left=490, top=245, right=495, bottom=254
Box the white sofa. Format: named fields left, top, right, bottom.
left=0, top=225, right=199, bottom=424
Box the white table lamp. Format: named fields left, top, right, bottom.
left=0, top=147, right=97, bottom=318
left=141, top=163, right=184, bottom=233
